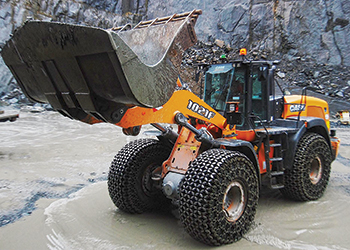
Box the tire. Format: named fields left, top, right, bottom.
left=280, top=132, right=332, bottom=201
left=108, top=139, right=171, bottom=214
left=178, top=149, right=259, bottom=246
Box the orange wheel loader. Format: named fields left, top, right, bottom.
left=1, top=10, right=340, bottom=246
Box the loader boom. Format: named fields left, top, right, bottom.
left=116, top=89, right=227, bottom=129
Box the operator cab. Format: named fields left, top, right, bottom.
left=204, top=61, right=282, bottom=129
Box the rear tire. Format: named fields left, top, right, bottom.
left=178, top=149, right=259, bottom=246
left=280, top=132, right=332, bottom=201
left=108, top=139, right=171, bottom=213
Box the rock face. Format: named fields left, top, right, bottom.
left=0, top=0, right=350, bottom=108
left=147, top=0, right=350, bottom=66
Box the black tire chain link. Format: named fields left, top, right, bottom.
left=108, top=139, right=171, bottom=214
left=280, top=132, right=332, bottom=201
left=178, top=149, right=259, bottom=246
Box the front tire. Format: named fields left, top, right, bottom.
left=178, top=149, right=259, bottom=246
left=108, top=139, right=171, bottom=213
left=280, top=132, right=332, bottom=201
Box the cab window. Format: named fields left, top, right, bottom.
left=251, top=67, right=268, bottom=122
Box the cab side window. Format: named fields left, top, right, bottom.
left=251, top=67, right=268, bottom=122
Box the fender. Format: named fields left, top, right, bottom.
left=284, top=117, right=332, bottom=169
left=213, top=138, right=261, bottom=186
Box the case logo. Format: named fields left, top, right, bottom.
left=290, top=104, right=305, bottom=112
left=187, top=100, right=216, bottom=120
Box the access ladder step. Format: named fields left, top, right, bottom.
left=271, top=171, right=284, bottom=177
left=270, top=157, right=283, bottom=162
left=269, top=170, right=285, bottom=189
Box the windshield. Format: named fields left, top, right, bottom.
left=204, top=63, right=271, bottom=128
left=204, top=70, right=233, bottom=111
left=204, top=66, right=245, bottom=111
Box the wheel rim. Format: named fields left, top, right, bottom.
left=310, top=156, right=322, bottom=185
left=223, top=181, right=246, bottom=222
left=142, top=164, right=161, bottom=196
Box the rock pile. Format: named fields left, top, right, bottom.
left=277, top=59, right=350, bottom=99
left=182, top=38, right=270, bottom=67
left=181, top=39, right=350, bottom=105
left=0, top=80, right=26, bottom=107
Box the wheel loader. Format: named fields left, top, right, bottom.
left=1, top=9, right=340, bottom=246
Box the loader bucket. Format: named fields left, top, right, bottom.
left=1, top=10, right=202, bottom=123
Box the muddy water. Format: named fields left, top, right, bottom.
left=0, top=111, right=349, bottom=249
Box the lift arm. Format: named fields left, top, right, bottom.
left=116, top=89, right=227, bottom=130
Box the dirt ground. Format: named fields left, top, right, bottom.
left=0, top=111, right=349, bottom=250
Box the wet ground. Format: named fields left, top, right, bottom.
left=0, top=111, right=350, bottom=249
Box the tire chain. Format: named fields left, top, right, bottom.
left=108, top=139, right=170, bottom=214
left=280, top=132, right=332, bottom=201
left=178, top=149, right=259, bottom=246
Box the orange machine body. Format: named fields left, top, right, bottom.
left=113, top=88, right=339, bottom=178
